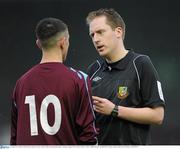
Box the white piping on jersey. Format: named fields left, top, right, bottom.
left=70, top=67, right=75, bottom=71
left=91, top=57, right=143, bottom=90
left=90, top=60, right=101, bottom=80
left=133, top=55, right=145, bottom=90
left=78, top=71, right=98, bottom=136
left=14, top=101, right=17, bottom=108
left=70, top=68, right=96, bottom=116
left=66, top=68, right=98, bottom=137
left=70, top=67, right=82, bottom=79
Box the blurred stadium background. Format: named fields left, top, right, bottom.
left=0, top=0, right=179, bottom=144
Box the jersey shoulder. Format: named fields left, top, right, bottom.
left=131, top=51, right=153, bottom=70
left=15, top=65, right=38, bottom=85
left=87, top=58, right=104, bottom=78
left=69, top=67, right=89, bottom=81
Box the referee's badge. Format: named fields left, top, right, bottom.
left=117, top=86, right=129, bottom=100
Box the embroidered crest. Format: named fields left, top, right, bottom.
left=117, top=86, right=129, bottom=100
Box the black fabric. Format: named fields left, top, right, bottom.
left=87, top=50, right=165, bottom=145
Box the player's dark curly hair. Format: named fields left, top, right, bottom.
left=35, top=17, right=68, bottom=49
left=86, top=8, right=126, bottom=39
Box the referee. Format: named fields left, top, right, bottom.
left=86, top=8, right=165, bottom=144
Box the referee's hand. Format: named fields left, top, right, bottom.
left=92, top=96, right=115, bottom=115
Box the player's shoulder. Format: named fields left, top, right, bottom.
left=131, top=50, right=152, bottom=65
left=131, top=50, right=156, bottom=75
left=17, top=65, right=37, bottom=82
left=88, top=59, right=102, bottom=70
left=87, top=58, right=104, bottom=77
left=14, top=65, right=38, bottom=89
left=68, top=67, right=89, bottom=81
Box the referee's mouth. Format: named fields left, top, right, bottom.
left=96, top=45, right=105, bottom=51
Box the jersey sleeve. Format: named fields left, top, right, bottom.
left=136, top=56, right=165, bottom=108
left=75, top=71, right=98, bottom=144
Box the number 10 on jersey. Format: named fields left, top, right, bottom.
left=25, top=95, right=62, bottom=136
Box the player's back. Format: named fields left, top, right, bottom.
left=11, top=62, right=96, bottom=144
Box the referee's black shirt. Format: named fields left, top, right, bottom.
left=87, top=50, right=165, bottom=145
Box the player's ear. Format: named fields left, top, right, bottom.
left=57, top=37, right=66, bottom=50
left=36, top=39, right=42, bottom=49
left=115, top=27, right=123, bottom=38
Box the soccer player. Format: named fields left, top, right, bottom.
left=86, top=8, right=165, bottom=144
left=10, top=18, right=97, bottom=145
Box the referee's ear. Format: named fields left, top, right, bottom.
left=36, top=39, right=42, bottom=50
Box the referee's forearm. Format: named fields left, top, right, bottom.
left=117, top=106, right=164, bottom=125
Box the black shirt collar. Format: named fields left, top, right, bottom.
left=102, top=50, right=134, bottom=71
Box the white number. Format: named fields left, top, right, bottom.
left=40, top=95, right=62, bottom=135
left=25, top=95, right=38, bottom=136
left=25, top=95, right=62, bottom=136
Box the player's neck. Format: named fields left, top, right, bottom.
left=106, top=45, right=128, bottom=63
left=40, top=49, right=63, bottom=63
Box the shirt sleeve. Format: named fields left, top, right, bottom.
left=136, top=56, right=165, bottom=108
left=75, top=71, right=98, bottom=144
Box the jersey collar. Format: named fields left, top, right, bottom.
left=102, top=49, right=134, bottom=71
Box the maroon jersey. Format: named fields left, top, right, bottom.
left=11, top=62, right=97, bottom=145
